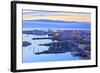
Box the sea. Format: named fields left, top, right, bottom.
left=23, top=34, right=81, bottom=63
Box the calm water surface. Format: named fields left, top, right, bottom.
left=22, top=34, right=80, bottom=63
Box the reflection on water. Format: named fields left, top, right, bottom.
left=23, top=34, right=80, bottom=63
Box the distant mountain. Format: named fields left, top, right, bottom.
left=26, top=19, right=80, bottom=23
left=24, top=19, right=89, bottom=23
left=23, top=19, right=90, bottom=29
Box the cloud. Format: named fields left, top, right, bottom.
left=22, top=10, right=91, bottom=22
left=23, top=10, right=91, bottom=16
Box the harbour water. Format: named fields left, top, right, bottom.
left=22, top=34, right=80, bottom=63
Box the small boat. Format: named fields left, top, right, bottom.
left=23, top=41, right=31, bottom=47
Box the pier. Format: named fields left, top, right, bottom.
left=32, top=37, right=53, bottom=40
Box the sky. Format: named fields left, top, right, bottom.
left=22, top=10, right=91, bottom=22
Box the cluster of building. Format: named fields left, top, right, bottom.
left=35, top=29, right=91, bottom=59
